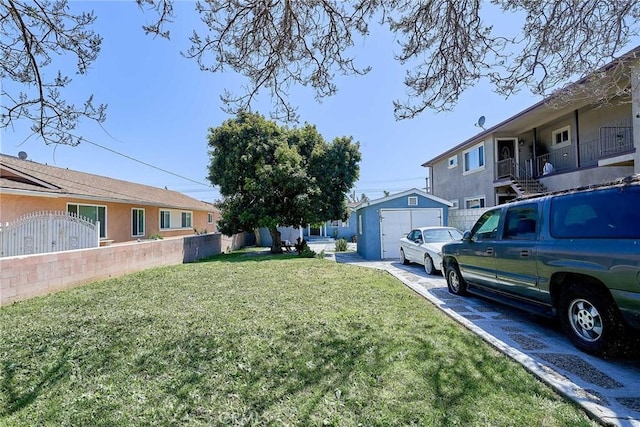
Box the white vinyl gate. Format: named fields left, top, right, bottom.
left=380, top=208, right=442, bottom=259
left=0, top=211, right=100, bottom=257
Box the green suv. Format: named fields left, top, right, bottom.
left=442, top=175, right=640, bottom=356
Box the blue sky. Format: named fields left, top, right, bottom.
left=0, top=1, right=606, bottom=201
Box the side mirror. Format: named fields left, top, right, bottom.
left=462, top=231, right=472, bottom=241
left=414, top=238, right=423, bottom=244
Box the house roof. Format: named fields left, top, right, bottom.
left=422, top=44, right=640, bottom=167
left=0, top=154, right=214, bottom=211
left=356, top=188, right=452, bottom=209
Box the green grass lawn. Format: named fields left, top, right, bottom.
left=0, top=253, right=596, bottom=426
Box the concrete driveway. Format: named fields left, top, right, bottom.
left=333, top=252, right=640, bottom=427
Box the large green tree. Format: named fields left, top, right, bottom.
left=3, top=1, right=640, bottom=146
left=207, top=112, right=361, bottom=253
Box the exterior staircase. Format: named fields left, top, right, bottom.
left=496, top=158, right=548, bottom=197
left=509, top=175, right=547, bottom=196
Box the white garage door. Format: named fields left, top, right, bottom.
left=380, top=209, right=442, bottom=259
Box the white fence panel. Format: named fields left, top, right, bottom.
left=0, top=210, right=100, bottom=257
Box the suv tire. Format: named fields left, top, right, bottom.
left=446, top=262, right=467, bottom=296
left=559, top=282, right=627, bottom=356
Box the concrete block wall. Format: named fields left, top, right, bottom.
left=0, top=233, right=240, bottom=306
left=448, top=207, right=490, bottom=232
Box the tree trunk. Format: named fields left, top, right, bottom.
left=269, top=227, right=283, bottom=254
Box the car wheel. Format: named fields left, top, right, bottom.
left=400, top=249, right=409, bottom=265
left=424, top=255, right=435, bottom=275
left=446, top=262, right=467, bottom=296
left=559, top=282, right=627, bottom=356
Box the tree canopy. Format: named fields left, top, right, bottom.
left=207, top=112, right=361, bottom=252
left=2, top=0, right=640, bottom=145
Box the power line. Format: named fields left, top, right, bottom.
left=78, top=137, right=214, bottom=188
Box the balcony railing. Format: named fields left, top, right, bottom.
left=535, top=150, right=575, bottom=175
left=533, top=126, right=633, bottom=175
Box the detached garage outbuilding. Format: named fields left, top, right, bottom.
left=356, top=189, right=452, bottom=260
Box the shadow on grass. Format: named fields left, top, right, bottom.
left=1, top=347, right=70, bottom=416
left=148, top=320, right=541, bottom=425
left=193, top=250, right=319, bottom=264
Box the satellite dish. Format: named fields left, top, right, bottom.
left=475, top=116, right=486, bottom=130
left=18, top=151, right=28, bottom=160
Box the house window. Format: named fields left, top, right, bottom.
left=448, top=155, right=458, bottom=168
left=160, top=210, right=171, bottom=230
left=342, top=218, right=349, bottom=227
left=408, top=196, right=418, bottom=206
left=132, top=208, right=145, bottom=237
left=330, top=219, right=340, bottom=226
left=160, top=209, right=193, bottom=229
left=207, top=213, right=214, bottom=224
left=181, top=212, right=192, bottom=228
left=463, top=142, right=485, bottom=173
left=67, top=203, right=106, bottom=238
left=552, top=126, right=571, bottom=147
left=465, top=196, right=486, bottom=209
left=449, top=199, right=459, bottom=210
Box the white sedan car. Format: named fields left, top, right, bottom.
left=400, top=226, right=463, bottom=275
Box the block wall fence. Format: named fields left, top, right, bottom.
left=0, top=233, right=245, bottom=306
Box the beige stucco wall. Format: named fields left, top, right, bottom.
left=0, top=193, right=218, bottom=243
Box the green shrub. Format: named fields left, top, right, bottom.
left=298, top=247, right=316, bottom=258
left=335, top=238, right=348, bottom=252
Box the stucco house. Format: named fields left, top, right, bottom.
left=0, top=153, right=219, bottom=243
left=308, top=202, right=359, bottom=241
left=255, top=202, right=359, bottom=247
left=355, top=189, right=452, bottom=260
left=422, top=45, right=640, bottom=209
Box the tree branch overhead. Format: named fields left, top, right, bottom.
left=3, top=0, right=640, bottom=145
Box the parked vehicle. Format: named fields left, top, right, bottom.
left=442, top=175, right=640, bottom=356
left=400, top=226, right=463, bottom=274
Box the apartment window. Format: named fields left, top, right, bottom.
left=465, top=196, right=486, bottom=209
left=448, top=155, right=458, bottom=168
left=463, top=142, right=485, bottom=173
left=181, top=212, right=192, bottom=228
left=449, top=199, right=459, bottom=210
left=408, top=196, right=418, bottom=206
left=132, top=208, right=145, bottom=237
left=207, top=213, right=214, bottom=224
left=160, top=210, right=171, bottom=230
left=67, top=203, right=106, bottom=238
left=552, top=126, right=571, bottom=147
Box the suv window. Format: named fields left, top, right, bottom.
left=551, top=186, right=640, bottom=238
left=471, top=209, right=501, bottom=241
left=503, top=204, right=538, bottom=240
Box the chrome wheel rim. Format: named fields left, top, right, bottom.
left=424, top=256, right=433, bottom=274
left=448, top=270, right=459, bottom=292
left=568, top=298, right=603, bottom=343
